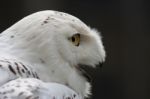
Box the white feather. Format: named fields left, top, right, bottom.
left=0, top=78, right=82, bottom=99
left=0, top=10, right=106, bottom=98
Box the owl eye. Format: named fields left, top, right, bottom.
left=69, top=33, right=80, bottom=46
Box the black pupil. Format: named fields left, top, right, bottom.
left=72, top=37, right=75, bottom=42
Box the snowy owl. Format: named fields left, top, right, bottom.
left=0, top=10, right=105, bottom=99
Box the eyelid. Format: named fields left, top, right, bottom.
left=71, top=33, right=80, bottom=38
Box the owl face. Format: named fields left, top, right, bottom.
left=52, top=22, right=105, bottom=83
left=53, top=21, right=106, bottom=69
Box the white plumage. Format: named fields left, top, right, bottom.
left=0, top=78, right=81, bottom=99
left=0, top=10, right=106, bottom=99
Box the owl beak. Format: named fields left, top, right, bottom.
left=97, top=62, right=104, bottom=72
left=99, top=62, right=103, bottom=68
left=77, top=62, right=104, bottom=82
left=76, top=64, right=92, bottom=82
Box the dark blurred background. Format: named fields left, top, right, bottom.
left=0, top=0, right=149, bottom=99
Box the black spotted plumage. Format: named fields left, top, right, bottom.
left=15, top=62, right=22, bottom=76
left=0, top=58, right=40, bottom=84
left=8, top=65, right=16, bottom=75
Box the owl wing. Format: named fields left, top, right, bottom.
left=0, top=57, right=39, bottom=86
left=0, top=78, right=81, bottom=99
left=0, top=58, right=81, bottom=99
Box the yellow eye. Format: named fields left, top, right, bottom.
left=70, top=33, right=80, bottom=46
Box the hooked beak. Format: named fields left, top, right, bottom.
left=76, top=62, right=104, bottom=82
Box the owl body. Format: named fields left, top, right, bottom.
left=0, top=10, right=105, bottom=98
